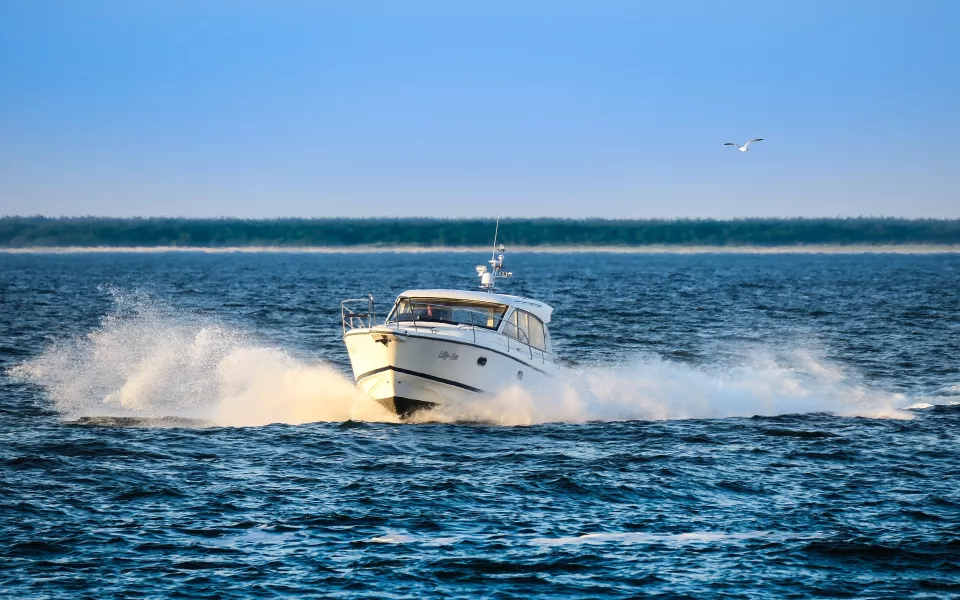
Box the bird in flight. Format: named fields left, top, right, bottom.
left=724, top=139, right=764, bottom=152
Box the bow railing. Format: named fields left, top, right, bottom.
left=341, top=295, right=375, bottom=334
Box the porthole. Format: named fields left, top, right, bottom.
left=517, top=371, right=524, bottom=380
left=477, top=357, right=487, bottom=366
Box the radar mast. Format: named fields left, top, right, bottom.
left=476, top=217, right=512, bottom=292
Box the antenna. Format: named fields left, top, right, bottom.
left=477, top=216, right=512, bottom=292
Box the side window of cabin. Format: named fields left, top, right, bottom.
left=517, top=310, right=529, bottom=344
left=527, top=314, right=546, bottom=351
left=503, top=309, right=522, bottom=342
left=503, top=309, right=546, bottom=350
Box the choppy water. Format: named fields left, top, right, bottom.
left=1, top=252, right=958, bottom=598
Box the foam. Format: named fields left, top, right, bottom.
left=11, top=291, right=397, bottom=427
left=419, top=351, right=914, bottom=425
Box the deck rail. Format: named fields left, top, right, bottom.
left=341, top=295, right=375, bottom=334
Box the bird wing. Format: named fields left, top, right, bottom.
left=723, top=142, right=738, bottom=146
left=747, top=138, right=764, bottom=143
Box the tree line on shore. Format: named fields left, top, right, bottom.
left=1, top=217, right=958, bottom=247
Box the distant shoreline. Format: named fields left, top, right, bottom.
left=4, top=217, right=960, bottom=249
left=3, top=244, right=959, bottom=254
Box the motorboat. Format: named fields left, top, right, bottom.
left=341, top=233, right=562, bottom=418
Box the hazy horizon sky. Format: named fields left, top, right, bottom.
left=1, top=1, right=957, bottom=219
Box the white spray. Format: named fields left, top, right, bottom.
left=430, top=352, right=913, bottom=425
left=11, top=292, right=397, bottom=426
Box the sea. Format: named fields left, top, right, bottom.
left=1, top=251, right=958, bottom=598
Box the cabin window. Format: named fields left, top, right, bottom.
left=502, top=309, right=547, bottom=351
left=388, top=298, right=507, bottom=330
left=527, top=314, right=546, bottom=351
left=501, top=310, right=526, bottom=344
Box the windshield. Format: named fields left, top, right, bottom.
left=388, top=298, right=508, bottom=330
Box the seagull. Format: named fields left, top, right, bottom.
left=724, top=138, right=764, bottom=152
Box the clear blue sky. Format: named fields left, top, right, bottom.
left=1, top=1, right=957, bottom=218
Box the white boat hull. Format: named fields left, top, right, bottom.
left=344, top=326, right=559, bottom=417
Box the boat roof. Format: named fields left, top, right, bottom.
left=397, top=289, right=554, bottom=324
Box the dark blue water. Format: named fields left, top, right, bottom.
left=1, top=252, right=958, bottom=598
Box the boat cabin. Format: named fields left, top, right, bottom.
left=385, top=289, right=554, bottom=353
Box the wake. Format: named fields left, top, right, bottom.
left=436, top=353, right=914, bottom=425
left=11, top=293, right=933, bottom=427
left=11, top=292, right=397, bottom=426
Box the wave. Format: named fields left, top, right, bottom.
left=420, top=351, right=914, bottom=425
left=10, top=291, right=397, bottom=427
left=10, top=293, right=932, bottom=427
left=367, top=530, right=815, bottom=546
